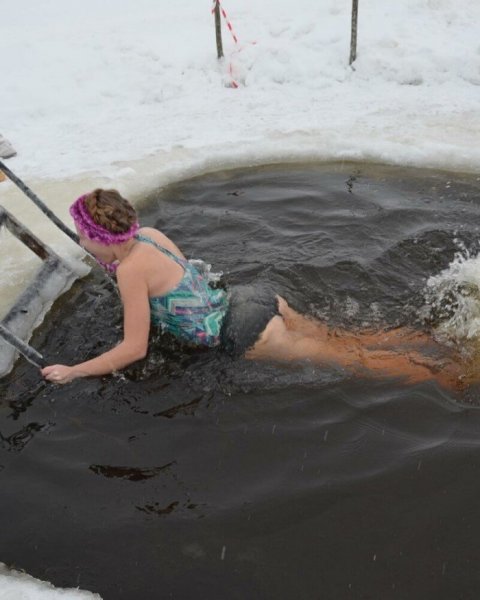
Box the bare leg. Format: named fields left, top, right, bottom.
left=278, top=296, right=435, bottom=351
left=356, top=327, right=434, bottom=349
left=246, top=297, right=464, bottom=390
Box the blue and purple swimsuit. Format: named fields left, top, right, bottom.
left=135, top=234, right=228, bottom=347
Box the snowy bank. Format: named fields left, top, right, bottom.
left=0, top=563, right=101, bottom=600
left=1, top=0, right=479, bottom=185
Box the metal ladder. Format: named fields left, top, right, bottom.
left=0, top=160, right=85, bottom=376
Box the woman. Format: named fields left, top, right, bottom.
left=41, top=189, right=464, bottom=389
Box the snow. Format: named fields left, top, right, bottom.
left=0, top=0, right=479, bottom=596
left=0, top=563, right=101, bottom=599
left=1, top=0, right=479, bottom=185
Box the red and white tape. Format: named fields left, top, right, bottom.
left=212, top=0, right=239, bottom=44
left=212, top=0, right=240, bottom=87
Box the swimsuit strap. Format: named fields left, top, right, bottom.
left=134, top=233, right=186, bottom=267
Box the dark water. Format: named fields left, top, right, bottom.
left=2, top=163, right=480, bottom=599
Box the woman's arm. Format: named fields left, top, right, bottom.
left=42, top=265, right=151, bottom=384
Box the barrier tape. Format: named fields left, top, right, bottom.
left=212, top=0, right=239, bottom=44
left=212, top=0, right=240, bottom=87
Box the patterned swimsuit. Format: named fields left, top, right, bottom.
left=135, top=234, right=228, bottom=347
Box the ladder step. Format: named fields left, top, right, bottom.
left=0, top=205, right=78, bottom=377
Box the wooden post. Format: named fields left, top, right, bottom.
left=214, top=0, right=224, bottom=59
left=349, top=0, right=359, bottom=66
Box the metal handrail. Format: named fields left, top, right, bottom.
left=0, top=159, right=79, bottom=244
left=0, top=162, right=108, bottom=375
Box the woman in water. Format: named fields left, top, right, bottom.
left=41, top=189, right=463, bottom=389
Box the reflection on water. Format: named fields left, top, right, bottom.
left=1, top=163, right=480, bottom=599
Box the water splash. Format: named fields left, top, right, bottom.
left=423, top=241, right=480, bottom=348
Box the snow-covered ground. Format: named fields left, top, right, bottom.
left=2, top=0, right=479, bottom=183
left=0, top=0, right=479, bottom=596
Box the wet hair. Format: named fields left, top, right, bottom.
left=83, top=189, right=137, bottom=234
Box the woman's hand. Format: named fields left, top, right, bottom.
left=41, top=364, right=79, bottom=384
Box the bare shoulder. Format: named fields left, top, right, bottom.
left=116, top=256, right=146, bottom=281
left=138, top=226, right=171, bottom=243
left=138, top=227, right=186, bottom=259
left=138, top=226, right=167, bottom=242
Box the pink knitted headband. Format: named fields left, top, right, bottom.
left=69, top=194, right=139, bottom=246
